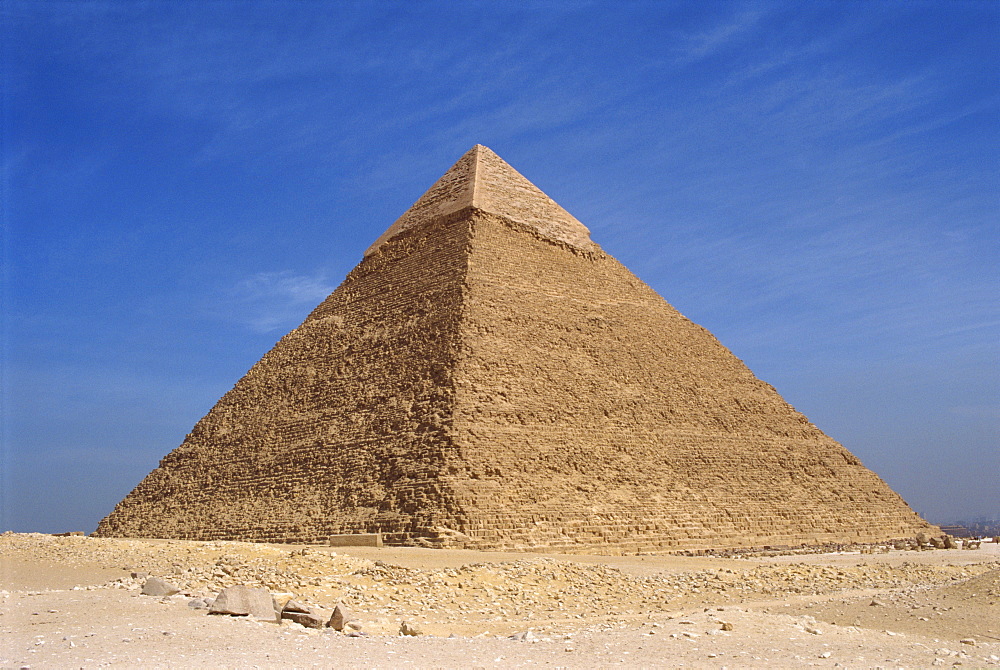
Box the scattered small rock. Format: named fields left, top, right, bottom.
left=960, top=638, right=976, bottom=646
left=509, top=631, right=537, bottom=642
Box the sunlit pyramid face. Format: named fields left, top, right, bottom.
left=96, top=146, right=933, bottom=551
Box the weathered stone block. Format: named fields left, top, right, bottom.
left=328, top=533, right=382, bottom=547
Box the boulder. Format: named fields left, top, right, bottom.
left=282, top=599, right=312, bottom=614
left=209, top=586, right=280, bottom=623
left=399, top=621, right=423, bottom=636
left=327, top=604, right=353, bottom=631
left=141, top=577, right=180, bottom=597
left=283, top=610, right=326, bottom=629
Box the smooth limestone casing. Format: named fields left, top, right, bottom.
left=95, top=146, right=934, bottom=550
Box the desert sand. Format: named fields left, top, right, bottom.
left=2, top=532, right=998, bottom=668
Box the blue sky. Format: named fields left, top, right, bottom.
left=3, top=1, right=997, bottom=533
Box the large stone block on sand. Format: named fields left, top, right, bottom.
left=209, top=586, right=279, bottom=623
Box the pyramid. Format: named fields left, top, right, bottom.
left=96, top=145, right=934, bottom=551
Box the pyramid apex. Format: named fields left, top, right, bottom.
left=365, top=146, right=593, bottom=256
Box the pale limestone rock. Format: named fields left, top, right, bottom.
left=140, top=577, right=179, bottom=597
left=209, top=586, right=279, bottom=623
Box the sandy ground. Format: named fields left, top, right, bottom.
left=2, top=533, right=999, bottom=668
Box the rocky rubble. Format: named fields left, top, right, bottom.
left=3, top=532, right=1000, bottom=668
left=5, top=532, right=998, bottom=636
left=679, top=534, right=984, bottom=558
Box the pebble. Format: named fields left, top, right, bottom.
left=509, top=631, right=537, bottom=642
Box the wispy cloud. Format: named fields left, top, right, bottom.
left=226, top=271, right=335, bottom=333
left=672, top=7, right=769, bottom=66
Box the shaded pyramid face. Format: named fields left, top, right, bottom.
left=96, top=145, right=933, bottom=550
